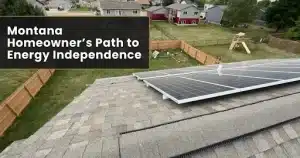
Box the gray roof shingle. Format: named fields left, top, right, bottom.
left=99, top=0, right=141, bottom=10
left=208, top=4, right=227, bottom=11
left=166, top=3, right=195, bottom=10
left=145, top=6, right=164, bottom=12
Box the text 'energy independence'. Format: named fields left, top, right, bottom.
left=6, top=26, right=143, bottom=62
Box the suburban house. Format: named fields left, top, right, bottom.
left=97, top=1, right=141, bottom=16
left=165, top=3, right=200, bottom=25
left=200, top=3, right=214, bottom=19
left=205, top=5, right=227, bottom=25
left=146, top=6, right=167, bottom=20
left=135, top=0, right=150, bottom=8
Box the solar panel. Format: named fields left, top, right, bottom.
left=133, top=59, right=297, bottom=80
left=135, top=58, right=300, bottom=104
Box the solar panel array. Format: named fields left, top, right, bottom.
left=133, top=58, right=300, bottom=104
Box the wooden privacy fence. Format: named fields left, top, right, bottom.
left=0, top=69, right=55, bottom=136
left=150, top=40, right=221, bottom=65
left=268, top=35, right=300, bottom=54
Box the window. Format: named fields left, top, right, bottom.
left=133, top=10, right=138, bottom=14
left=106, top=10, right=110, bottom=14
left=183, top=11, right=187, bottom=15
left=194, top=12, right=198, bottom=15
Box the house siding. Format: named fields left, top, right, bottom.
left=175, top=17, right=199, bottom=24
left=178, top=7, right=200, bottom=19
left=101, top=9, right=140, bottom=16
left=206, top=6, right=224, bottom=24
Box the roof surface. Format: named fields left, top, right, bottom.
left=1, top=68, right=300, bottom=157
left=208, top=4, right=227, bottom=11
left=166, top=3, right=195, bottom=10
left=146, top=6, right=164, bottom=12
left=136, top=0, right=150, bottom=5
left=99, top=1, right=141, bottom=10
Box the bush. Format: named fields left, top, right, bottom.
left=284, top=17, right=300, bottom=40
left=285, top=27, right=300, bottom=40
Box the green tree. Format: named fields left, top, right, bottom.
left=163, top=0, right=173, bottom=6
left=223, top=0, right=258, bottom=27
left=285, top=17, right=300, bottom=40
left=209, top=0, right=229, bottom=5
left=0, top=0, right=44, bottom=16
left=194, top=0, right=205, bottom=7
left=266, top=0, right=300, bottom=32
left=257, top=0, right=270, bottom=8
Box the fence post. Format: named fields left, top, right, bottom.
left=36, top=71, right=45, bottom=85
left=4, top=102, right=17, bottom=116
left=23, top=85, right=34, bottom=98
left=204, top=56, right=208, bottom=65
left=48, top=69, right=53, bottom=75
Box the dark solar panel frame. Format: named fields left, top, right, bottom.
left=135, top=58, right=300, bottom=104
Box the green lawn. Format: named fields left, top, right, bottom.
left=69, top=7, right=90, bottom=11
left=150, top=25, right=169, bottom=40
left=0, top=49, right=199, bottom=152
left=198, top=43, right=299, bottom=63
left=0, top=70, right=36, bottom=102
left=153, top=21, right=234, bottom=42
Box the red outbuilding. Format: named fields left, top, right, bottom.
left=146, top=6, right=167, bottom=21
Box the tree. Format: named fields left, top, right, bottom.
left=285, top=17, right=300, bottom=40
left=209, top=0, right=229, bottom=5
left=265, top=0, right=300, bottom=32
left=0, top=0, right=44, bottom=16
left=194, top=0, right=205, bottom=7
left=223, top=0, right=258, bottom=27
left=257, top=0, right=270, bottom=8
left=162, top=0, right=173, bottom=6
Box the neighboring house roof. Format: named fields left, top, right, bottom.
left=136, top=0, right=150, bottom=5
left=207, top=4, right=227, bottom=11
left=146, top=6, right=164, bottom=12
left=99, top=1, right=141, bottom=9
left=180, top=0, right=192, bottom=4
left=166, top=3, right=195, bottom=10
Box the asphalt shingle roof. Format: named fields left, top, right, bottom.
left=136, top=0, right=150, bottom=5
left=99, top=0, right=141, bottom=10
left=208, top=4, right=227, bottom=11
left=166, top=3, right=195, bottom=10
left=2, top=64, right=300, bottom=158
left=146, top=6, right=164, bottom=12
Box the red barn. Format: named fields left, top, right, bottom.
left=146, top=6, right=167, bottom=21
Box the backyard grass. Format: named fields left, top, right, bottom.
left=69, top=7, right=90, bottom=11
left=153, top=21, right=234, bottom=41
left=198, top=43, right=299, bottom=63
left=0, top=49, right=199, bottom=152
left=150, top=25, right=169, bottom=40
left=0, top=70, right=37, bottom=102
